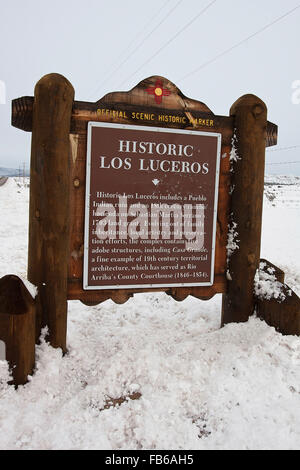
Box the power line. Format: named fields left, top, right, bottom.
left=266, top=145, right=300, bottom=153
left=266, top=161, right=300, bottom=165
left=88, top=0, right=181, bottom=100
left=178, top=3, right=300, bottom=82
left=119, top=0, right=218, bottom=88
left=122, top=0, right=172, bottom=53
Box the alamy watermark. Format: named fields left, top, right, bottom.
left=0, top=80, right=6, bottom=104
left=291, top=80, right=300, bottom=104
left=94, top=195, right=205, bottom=251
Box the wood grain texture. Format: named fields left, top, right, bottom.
left=260, top=259, right=285, bottom=284
left=222, top=94, right=268, bottom=325
left=12, top=76, right=277, bottom=146
left=27, top=73, right=74, bottom=352
left=257, top=289, right=300, bottom=336
left=255, top=260, right=300, bottom=336
left=0, top=275, right=35, bottom=386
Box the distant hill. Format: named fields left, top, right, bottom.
left=0, top=167, right=30, bottom=177
left=0, top=171, right=299, bottom=187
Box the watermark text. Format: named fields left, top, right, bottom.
left=291, top=80, right=300, bottom=104
left=0, top=80, right=6, bottom=104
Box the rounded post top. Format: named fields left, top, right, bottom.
left=230, top=93, right=267, bottom=118
left=0, top=275, right=35, bottom=315
left=34, top=73, right=74, bottom=98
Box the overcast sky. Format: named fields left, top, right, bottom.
left=0, top=0, right=300, bottom=175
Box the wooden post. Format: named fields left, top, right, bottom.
left=259, top=259, right=285, bottom=284
left=27, top=74, right=74, bottom=352
left=257, top=289, right=300, bottom=336
left=255, top=260, right=300, bottom=336
left=0, top=275, right=36, bottom=386
left=222, top=94, right=267, bottom=325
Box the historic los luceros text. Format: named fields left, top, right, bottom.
left=84, top=123, right=221, bottom=290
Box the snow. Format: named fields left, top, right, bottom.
left=21, top=279, right=38, bottom=299
left=254, top=262, right=292, bottom=302
left=229, top=131, right=240, bottom=165
left=226, top=217, right=239, bottom=281
left=261, top=180, right=300, bottom=296
left=226, top=219, right=239, bottom=260
left=0, top=176, right=299, bottom=450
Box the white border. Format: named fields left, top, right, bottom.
left=83, top=122, right=222, bottom=290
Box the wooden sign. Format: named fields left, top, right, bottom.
left=84, top=122, right=221, bottom=290
left=12, top=73, right=280, bottom=352
left=7, top=73, right=300, bottom=388
left=60, top=75, right=242, bottom=308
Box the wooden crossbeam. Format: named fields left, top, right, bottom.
left=11, top=95, right=277, bottom=147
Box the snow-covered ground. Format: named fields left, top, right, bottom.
left=0, top=176, right=299, bottom=450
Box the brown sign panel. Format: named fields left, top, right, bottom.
left=83, top=122, right=221, bottom=290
